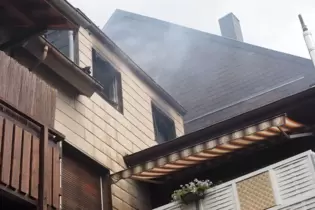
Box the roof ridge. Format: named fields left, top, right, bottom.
left=105, top=9, right=311, bottom=67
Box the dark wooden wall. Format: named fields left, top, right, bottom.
left=0, top=51, right=56, bottom=127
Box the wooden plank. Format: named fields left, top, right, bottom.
left=39, top=126, right=48, bottom=210
left=46, top=146, right=53, bottom=206
left=11, top=125, right=23, bottom=189
left=5, top=59, right=23, bottom=107
left=1, top=119, right=13, bottom=185
left=31, top=135, right=39, bottom=199
left=0, top=51, right=11, bottom=99
left=0, top=116, right=4, bottom=163
left=52, top=145, right=60, bottom=209
left=50, top=89, right=57, bottom=128
left=20, top=72, right=37, bottom=117
left=21, top=130, right=32, bottom=194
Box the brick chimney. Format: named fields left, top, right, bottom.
left=219, top=13, right=244, bottom=42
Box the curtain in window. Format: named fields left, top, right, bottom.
left=110, top=76, right=118, bottom=104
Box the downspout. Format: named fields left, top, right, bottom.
left=299, top=14, right=315, bottom=67
left=30, top=45, right=49, bottom=71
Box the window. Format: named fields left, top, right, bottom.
left=45, top=30, right=78, bottom=63
left=152, top=103, right=176, bottom=143
left=62, top=143, right=112, bottom=210
left=92, top=49, right=123, bottom=112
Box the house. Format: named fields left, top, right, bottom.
left=0, top=1, right=76, bottom=210
left=2, top=1, right=315, bottom=210
left=103, top=10, right=315, bottom=209
left=103, top=10, right=315, bottom=134
left=1, top=1, right=186, bottom=210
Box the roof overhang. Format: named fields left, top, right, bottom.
left=0, top=0, right=78, bottom=51
left=0, top=0, right=77, bottom=29
left=111, top=115, right=304, bottom=182
left=23, top=36, right=103, bottom=97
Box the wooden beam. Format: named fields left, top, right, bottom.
left=38, top=126, right=48, bottom=210
left=0, top=99, right=65, bottom=141
left=0, top=0, right=34, bottom=26
left=0, top=185, right=36, bottom=206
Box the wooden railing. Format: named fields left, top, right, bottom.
left=0, top=99, right=63, bottom=210
left=154, top=151, right=315, bottom=210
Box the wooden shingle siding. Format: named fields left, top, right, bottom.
left=0, top=51, right=57, bottom=127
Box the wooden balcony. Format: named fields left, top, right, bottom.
left=0, top=51, right=63, bottom=210
left=154, top=150, right=315, bottom=210
left=0, top=99, right=63, bottom=210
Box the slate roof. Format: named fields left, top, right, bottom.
left=103, top=9, right=315, bottom=133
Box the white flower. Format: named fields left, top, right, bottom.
left=192, top=187, right=197, bottom=193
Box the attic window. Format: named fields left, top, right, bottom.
left=92, top=49, right=123, bottom=112
left=152, top=103, right=176, bottom=143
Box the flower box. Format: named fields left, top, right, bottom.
left=181, top=192, right=205, bottom=204
left=171, top=179, right=212, bottom=204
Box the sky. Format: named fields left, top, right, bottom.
left=68, top=0, right=315, bottom=59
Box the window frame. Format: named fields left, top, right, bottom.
left=151, top=102, right=176, bottom=143
left=92, top=48, right=123, bottom=113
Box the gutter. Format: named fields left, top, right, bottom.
left=23, top=36, right=103, bottom=96
left=39, top=36, right=102, bottom=89
left=48, top=0, right=187, bottom=115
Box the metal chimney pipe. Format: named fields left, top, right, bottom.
left=299, top=14, right=315, bottom=67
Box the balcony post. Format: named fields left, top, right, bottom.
left=39, top=126, right=48, bottom=210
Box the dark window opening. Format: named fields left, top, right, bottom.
left=92, top=49, right=123, bottom=112
left=152, top=103, right=176, bottom=143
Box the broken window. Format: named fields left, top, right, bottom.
left=152, top=103, right=176, bottom=143
left=92, top=49, right=123, bottom=112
